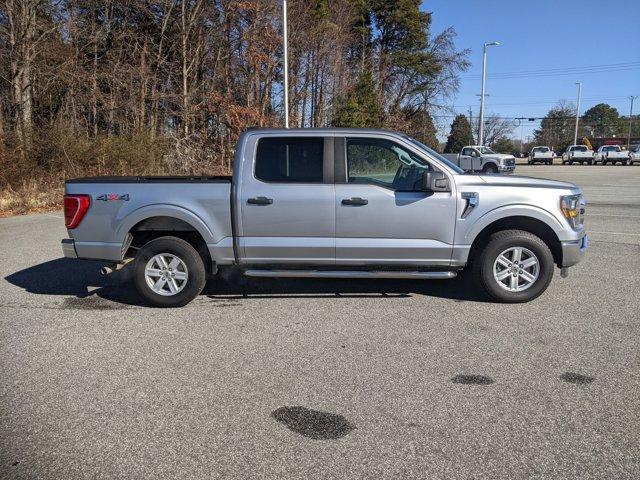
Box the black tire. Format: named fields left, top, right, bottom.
left=546, top=160, right=552, bottom=165
left=601, top=160, right=607, bottom=166
left=482, top=163, right=499, bottom=174
left=133, top=236, right=206, bottom=307
left=472, top=230, right=555, bottom=303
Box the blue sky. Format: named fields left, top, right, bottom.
left=423, top=0, right=640, bottom=141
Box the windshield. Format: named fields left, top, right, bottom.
left=401, top=135, right=465, bottom=174
left=478, top=146, right=496, bottom=154
left=533, top=147, right=549, bottom=152
left=572, top=146, right=588, bottom=152
left=603, top=146, right=620, bottom=152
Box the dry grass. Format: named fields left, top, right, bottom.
left=0, top=128, right=231, bottom=217
left=0, top=182, right=63, bottom=217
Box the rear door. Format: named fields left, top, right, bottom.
left=334, top=136, right=456, bottom=266
left=238, top=134, right=335, bottom=265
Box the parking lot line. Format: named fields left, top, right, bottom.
left=588, top=231, right=640, bottom=236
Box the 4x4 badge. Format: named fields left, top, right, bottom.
left=96, top=193, right=130, bottom=201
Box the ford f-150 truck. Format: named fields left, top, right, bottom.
left=61, top=128, right=587, bottom=307
left=562, top=145, right=594, bottom=165
left=443, top=145, right=516, bottom=174
left=594, top=145, right=630, bottom=165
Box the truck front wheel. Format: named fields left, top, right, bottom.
left=482, top=163, right=499, bottom=174
left=133, top=236, right=206, bottom=307
left=473, top=230, right=554, bottom=303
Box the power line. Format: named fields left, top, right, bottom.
left=462, top=61, right=640, bottom=80
left=462, top=61, right=640, bottom=77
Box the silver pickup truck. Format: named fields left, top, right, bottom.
left=62, top=128, right=587, bottom=307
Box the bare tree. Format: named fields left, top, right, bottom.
left=473, top=114, right=514, bottom=147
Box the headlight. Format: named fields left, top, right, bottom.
left=560, top=194, right=584, bottom=229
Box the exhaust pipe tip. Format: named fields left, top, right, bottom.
left=101, top=258, right=133, bottom=276
left=101, top=265, right=115, bottom=276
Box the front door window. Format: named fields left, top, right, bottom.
left=346, top=138, right=430, bottom=191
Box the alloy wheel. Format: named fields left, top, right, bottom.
left=145, top=253, right=189, bottom=296
left=493, top=246, right=540, bottom=292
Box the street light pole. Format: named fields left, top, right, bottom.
left=573, top=81, right=582, bottom=145
left=628, top=96, right=637, bottom=150
left=479, top=41, right=499, bottom=146
left=282, top=0, right=289, bottom=128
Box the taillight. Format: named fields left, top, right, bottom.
left=64, top=194, right=91, bottom=229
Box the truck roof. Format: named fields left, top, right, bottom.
left=244, top=127, right=399, bottom=135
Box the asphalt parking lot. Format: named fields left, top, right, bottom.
left=1, top=165, right=639, bottom=479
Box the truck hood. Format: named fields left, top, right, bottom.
left=484, top=153, right=515, bottom=162
left=477, top=174, right=578, bottom=191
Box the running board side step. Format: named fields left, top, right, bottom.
left=243, top=270, right=457, bottom=279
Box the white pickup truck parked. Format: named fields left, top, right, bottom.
left=528, top=146, right=554, bottom=165
left=594, top=145, right=630, bottom=165
left=443, top=145, right=516, bottom=174
left=562, top=145, right=594, bottom=165
left=629, top=145, right=640, bottom=165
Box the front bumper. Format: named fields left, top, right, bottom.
left=61, top=239, right=78, bottom=259
left=561, top=234, right=588, bottom=267
left=499, top=165, right=516, bottom=173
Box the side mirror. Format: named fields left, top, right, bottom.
left=423, top=171, right=450, bottom=192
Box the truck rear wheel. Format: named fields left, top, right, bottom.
left=473, top=230, right=554, bottom=303
left=133, top=236, right=206, bottom=307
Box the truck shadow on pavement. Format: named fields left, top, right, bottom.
left=203, top=271, right=490, bottom=303
left=5, top=258, right=491, bottom=308
left=4, top=258, right=144, bottom=308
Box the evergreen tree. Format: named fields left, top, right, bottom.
left=444, top=114, right=473, bottom=153
left=405, top=108, right=439, bottom=150
left=583, top=103, right=624, bottom=137
left=332, top=71, right=383, bottom=128
left=492, top=137, right=515, bottom=154
left=534, top=103, right=575, bottom=151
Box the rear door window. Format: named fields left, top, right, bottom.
left=255, top=137, right=324, bottom=183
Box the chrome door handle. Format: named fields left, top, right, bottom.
left=342, top=197, right=368, bottom=206
left=247, top=196, right=273, bottom=205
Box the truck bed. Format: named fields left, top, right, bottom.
left=64, top=177, right=233, bottom=262
left=66, top=176, right=232, bottom=183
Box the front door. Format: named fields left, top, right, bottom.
left=238, top=135, right=335, bottom=265
left=335, top=136, right=456, bottom=267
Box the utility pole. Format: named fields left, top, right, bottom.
left=282, top=0, right=289, bottom=128
left=628, top=96, right=637, bottom=150
left=517, top=118, right=525, bottom=155
left=479, top=41, right=499, bottom=146
left=468, top=106, right=473, bottom=145
left=573, top=81, right=582, bottom=145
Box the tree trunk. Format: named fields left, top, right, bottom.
left=7, top=0, right=36, bottom=149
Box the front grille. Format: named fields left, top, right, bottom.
left=506, top=159, right=515, bottom=166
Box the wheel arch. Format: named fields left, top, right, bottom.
left=118, top=206, right=215, bottom=273
left=467, top=214, right=563, bottom=267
